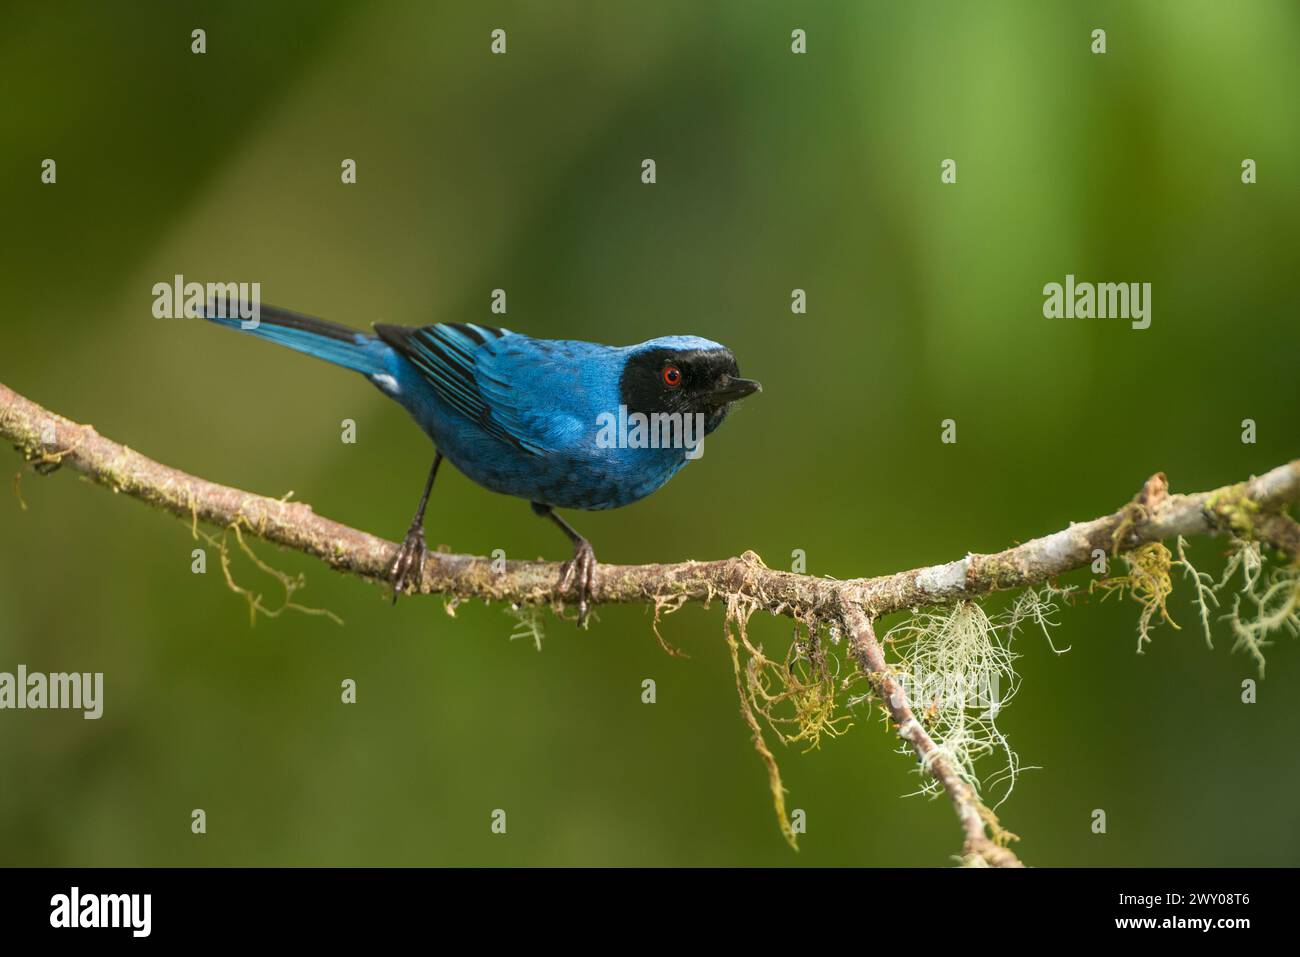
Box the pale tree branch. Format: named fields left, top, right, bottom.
left=3, top=380, right=1298, bottom=866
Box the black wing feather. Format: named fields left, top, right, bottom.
left=374, top=322, right=532, bottom=453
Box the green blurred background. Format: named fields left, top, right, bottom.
left=2, top=1, right=1298, bottom=866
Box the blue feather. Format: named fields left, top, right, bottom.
left=205, top=305, right=391, bottom=377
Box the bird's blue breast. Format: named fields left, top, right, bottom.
left=373, top=332, right=698, bottom=510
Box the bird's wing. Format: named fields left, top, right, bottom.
left=374, top=322, right=555, bottom=454
left=472, top=336, right=595, bottom=453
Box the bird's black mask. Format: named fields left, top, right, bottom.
left=619, top=347, right=761, bottom=436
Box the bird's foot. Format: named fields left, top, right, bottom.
left=559, top=537, right=598, bottom=626
left=389, top=524, right=427, bottom=604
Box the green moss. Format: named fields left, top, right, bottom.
left=1207, top=487, right=1262, bottom=539
left=1091, top=542, right=1178, bottom=651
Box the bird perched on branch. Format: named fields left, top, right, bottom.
left=202, top=304, right=760, bottom=622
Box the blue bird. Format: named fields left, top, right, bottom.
left=203, top=304, right=761, bottom=621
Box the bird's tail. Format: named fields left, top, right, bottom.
left=203, top=303, right=390, bottom=376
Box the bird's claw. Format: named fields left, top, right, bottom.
left=559, top=538, right=598, bottom=626
left=389, top=524, right=427, bottom=604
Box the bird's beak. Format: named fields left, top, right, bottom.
left=709, top=375, right=762, bottom=404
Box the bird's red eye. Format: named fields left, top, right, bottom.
left=662, top=365, right=682, bottom=388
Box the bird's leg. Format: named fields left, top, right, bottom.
left=531, top=503, right=597, bottom=626
left=389, top=451, right=442, bottom=604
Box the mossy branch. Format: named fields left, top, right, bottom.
left=4, top=380, right=1298, bottom=866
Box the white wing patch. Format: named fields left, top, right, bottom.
left=371, top=373, right=400, bottom=395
